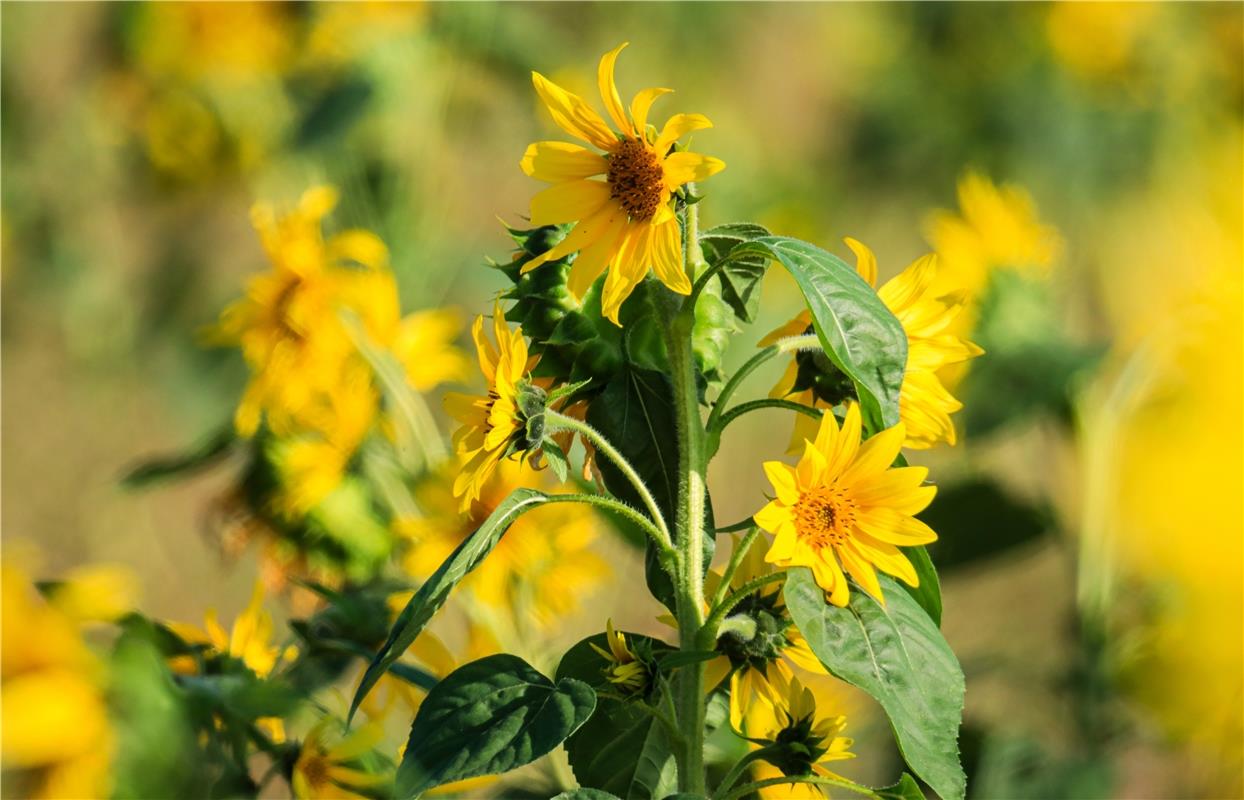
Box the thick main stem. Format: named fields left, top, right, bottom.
left=669, top=191, right=710, bottom=794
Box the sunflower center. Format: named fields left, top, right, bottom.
left=607, top=138, right=665, bottom=221
left=793, top=485, right=858, bottom=549
left=298, top=753, right=329, bottom=789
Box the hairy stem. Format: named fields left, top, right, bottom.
left=700, top=572, right=787, bottom=646
left=710, top=527, right=761, bottom=608
left=706, top=333, right=822, bottom=431
left=711, top=397, right=823, bottom=435
left=543, top=493, right=673, bottom=558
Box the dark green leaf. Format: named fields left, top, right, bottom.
left=350, top=489, right=549, bottom=723
left=920, top=480, right=1052, bottom=571
left=120, top=425, right=233, bottom=488
left=556, top=633, right=676, bottom=799
left=294, top=75, right=373, bottom=149
left=655, top=650, right=718, bottom=671
left=900, top=545, right=942, bottom=626
left=732, top=236, right=907, bottom=431
left=552, top=791, right=622, bottom=800
left=700, top=222, right=773, bottom=322
left=784, top=568, right=965, bottom=800
left=396, top=654, right=595, bottom=797
left=542, top=438, right=571, bottom=483
left=878, top=773, right=926, bottom=800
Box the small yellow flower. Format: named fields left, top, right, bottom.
left=292, top=719, right=386, bottom=800
left=846, top=238, right=983, bottom=449
left=590, top=620, right=649, bottom=695
left=443, top=303, right=539, bottom=510
left=1, top=562, right=113, bottom=800
left=700, top=535, right=827, bottom=730
left=924, top=172, right=1060, bottom=302
left=167, top=580, right=295, bottom=679
left=399, top=459, right=609, bottom=629
left=520, top=42, right=726, bottom=324
left=744, top=672, right=855, bottom=799
left=753, top=404, right=938, bottom=607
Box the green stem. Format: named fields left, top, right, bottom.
left=545, top=410, right=673, bottom=548
left=711, top=398, right=822, bottom=435
left=544, top=493, right=673, bottom=558
left=713, top=748, right=773, bottom=798
left=706, top=334, right=822, bottom=431
left=710, top=527, right=761, bottom=608
left=701, top=572, right=787, bottom=646
left=715, top=518, right=757, bottom=535
left=667, top=189, right=710, bottom=795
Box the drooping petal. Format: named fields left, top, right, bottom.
left=851, top=531, right=919, bottom=586
left=567, top=209, right=628, bottom=298
left=530, top=180, right=611, bottom=226
left=597, top=42, right=631, bottom=133
left=661, top=152, right=727, bottom=189
left=520, top=141, right=608, bottom=182
left=838, top=542, right=884, bottom=602
left=520, top=203, right=617, bottom=274
left=600, top=224, right=651, bottom=323
left=654, top=113, right=713, bottom=154
left=469, top=315, right=499, bottom=381
left=844, top=237, right=878, bottom=287
left=649, top=216, right=690, bottom=294
left=531, top=71, right=616, bottom=151
left=630, top=87, right=673, bottom=136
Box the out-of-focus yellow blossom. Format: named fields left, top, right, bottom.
left=304, top=2, right=428, bottom=67
left=167, top=580, right=295, bottom=679
left=924, top=172, right=1060, bottom=304
left=761, top=240, right=981, bottom=450
left=141, top=90, right=223, bottom=181
left=743, top=672, right=855, bottom=799
left=754, top=404, right=937, bottom=607
left=131, top=2, right=294, bottom=81
left=391, top=309, right=471, bottom=392
left=399, top=459, right=609, bottom=630
left=590, top=620, right=649, bottom=695
left=1, top=563, right=113, bottom=800
left=699, top=534, right=828, bottom=730
left=292, top=719, right=386, bottom=800
left=519, top=42, right=725, bottom=324
left=43, top=563, right=140, bottom=623
left=206, top=186, right=395, bottom=438
left=1045, top=2, right=1159, bottom=80
left=444, top=303, right=538, bottom=510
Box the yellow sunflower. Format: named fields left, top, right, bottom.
left=398, top=458, right=608, bottom=631
left=291, top=719, right=386, bottom=800
left=846, top=238, right=982, bottom=449
left=700, top=534, right=828, bottom=730
left=519, top=42, right=726, bottom=324
left=443, top=303, right=538, bottom=510
left=743, top=672, right=855, bottom=799
left=167, top=580, right=296, bottom=680
left=753, top=404, right=938, bottom=607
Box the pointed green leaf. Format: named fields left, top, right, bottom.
left=877, top=773, right=926, bottom=800
left=901, top=545, right=942, bottom=626
left=700, top=222, right=773, bottom=322
left=349, top=489, right=549, bottom=723
left=732, top=236, right=907, bottom=431
left=121, top=425, right=234, bottom=489
left=784, top=568, right=965, bottom=800
left=397, top=654, right=595, bottom=797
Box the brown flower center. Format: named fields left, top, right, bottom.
left=793, top=485, right=857, bottom=549
left=607, top=138, right=665, bottom=221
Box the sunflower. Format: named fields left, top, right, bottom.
left=753, top=404, right=938, bottom=607
left=291, top=719, right=386, bottom=800
left=590, top=619, right=649, bottom=696
left=743, top=672, right=855, bottom=799
left=167, top=580, right=296, bottom=680
left=519, top=42, right=726, bottom=324
left=444, top=303, right=541, bottom=510
left=398, top=458, right=608, bottom=631
left=846, top=238, right=982, bottom=449
left=700, top=534, right=828, bottom=730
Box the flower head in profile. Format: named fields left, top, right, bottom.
left=846, top=238, right=982, bottom=449
left=292, top=718, right=386, bottom=800
left=520, top=42, right=725, bottom=324
left=753, top=404, right=938, bottom=607
left=444, top=303, right=546, bottom=510
left=590, top=620, right=650, bottom=696
left=744, top=672, right=855, bottom=799
left=167, top=580, right=295, bottom=679
left=700, top=535, right=828, bottom=730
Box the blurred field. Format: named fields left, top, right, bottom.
left=2, top=3, right=1241, bottom=798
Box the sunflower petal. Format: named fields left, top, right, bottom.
left=597, top=42, right=631, bottom=133
left=530, top=180, right=611, bottom=226
left=520, top=141, right=608, bottom=182
left=531, top=71, right=616, bottom=151
left=662, top=152, right=726, bottom=189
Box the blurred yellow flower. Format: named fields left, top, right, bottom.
left=292, top=719, right=386, bottom=800
left=167, top=580, right=295, bottom=679
left=1046, top=2, right=1158, bottom=80
left=744, top=672, right=854, bottom=799
left=43, top=563, right=140, bottom=623
left=132, top=2, right=294, bottom=80
left=392, top=309, right=471, bottom=392
left=520, top=42, right=726, bottom=324
left=924, top=172, right=1060, bottom=304
left=1, top=563, right=113, bottom=800
left=399, top=459, right=609, bottom=630
left=701, top=534, right=827, bottom=730
left=443, top=303, right=536, bottom=510
left=753, top=404, right=936, bottom=607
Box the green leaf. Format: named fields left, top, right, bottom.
left=900, top=545, right=942, bottom=626
left=919, top=480, right=1052, bottom=571
left=396, top=654, right=596, bottom=797
left=556, top=633, right=676, bottom=799
left=350, top=489, right=549, bottom=723
left=784, top=568, right=965, bottom=800
left=293, top=75, right=373, bottom=149
left=700, top=222, right=773, bottom=322
left=121, top=425, right=234, bottom=488
left=732, top=236, right=907, bottom=431
left=878, top=774, right=926, bottom=800
left=542, top=437, right=571, bottom=483
left=552, top=791, right=622, bottom=800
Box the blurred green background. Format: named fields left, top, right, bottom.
left=2, top=3, right=1240, bottom=798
